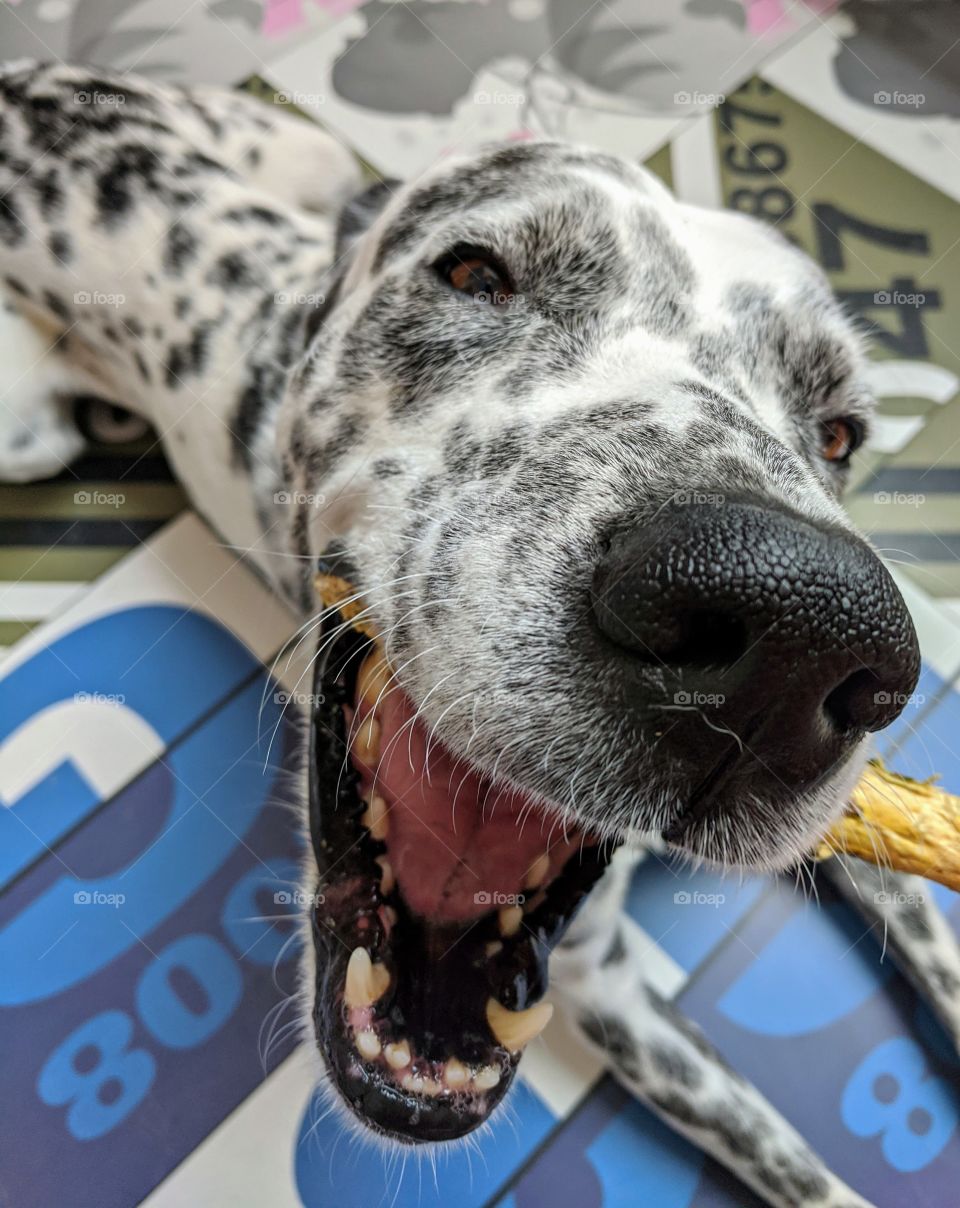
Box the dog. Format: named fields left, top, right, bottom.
left=2, top=61, right=958, bottom=1208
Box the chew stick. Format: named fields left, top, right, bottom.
left=818, top=760, right=960, bottom=892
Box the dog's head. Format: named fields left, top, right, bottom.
left=276, top=141, right=920, bottom=1144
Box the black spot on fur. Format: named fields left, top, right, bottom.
left=0, top=191, right=24, bottom=247
left=33, top=166, right=64, bottom=219
left=49, top=230, right=72, bottom=263
left=43, top=290, right=70, bottom=323
left=602, top=929, right=627, bottom=966
left=207, top=251, right=262, bottom=290
left=164, top=221, right=199, bottom=276
left=96, top=143, right=164, bottom=226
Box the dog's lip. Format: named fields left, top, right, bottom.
left=306, top=587, right=610, bottom=1142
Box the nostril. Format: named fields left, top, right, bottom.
left=823, top=667, right=885, bottom=733
left=663, top=610, right=748, bottom=670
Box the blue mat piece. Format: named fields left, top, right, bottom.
left=0, top=605, right=303, bottom=1208
left=626, top=858, right=767, bottom=975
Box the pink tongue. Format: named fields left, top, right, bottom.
left=356, top=691, right=576, bottom=922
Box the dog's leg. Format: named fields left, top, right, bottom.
left=555, top=928, right=872, bottom=1208
left=821, top=856, right=960, bottom=1052
left=553, top=856, right=871, bottom=1208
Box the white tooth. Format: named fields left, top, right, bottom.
left=356, top=1029, right=381, bottom=1059
left=421, top=1078, right=441, bottom=1096
left=354, top=715, right=381, bottom=765
left=361, top=795, right=389, bottom=842
left=486, top=998, right=554, bottom=1052
left=376, top=855, right=395, bottom=895
left=473, top=1065, right=501, bottom=1090
left=484, top=940, right=503, bottom=959
left=525, top=853, right=550, bottom=889
left=401, top=1072, right=425, bottom=1093
left=344, top=946, right=391, bottom=1008
left=444, top=1058, right=468, bottom=1088
left=385, top=1041, right=411, bottom=1069
left=498, top=906, right=523, bottom=937
left=357, top=647, right=392, bottom=706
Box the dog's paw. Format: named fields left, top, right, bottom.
left=0, top=299, right=86, bottom=482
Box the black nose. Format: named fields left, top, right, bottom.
left=591, top=497, right=920, bottom=793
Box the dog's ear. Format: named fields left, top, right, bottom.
left=303, top=179, right=401, bottom=348
left=335, top=177, right=401, bottom=262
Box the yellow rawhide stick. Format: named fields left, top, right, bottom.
left=314, top=571, right=379, bottom=640
left=818, top=760, right=960, bottom=892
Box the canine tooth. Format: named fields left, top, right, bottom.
left=357, top=648, right=392, bottom=705
left=498, top=906, right=523, bottom=937
left=484, top=940, right=503, bottom=959
left=486, top=998, right=554, bottom=1053
left=444, top=1058, right=468, bottom=1088
left=375, top=855, right=395, bottom=894
left=361, top=795, right=389, bottom=842
left=473, top=1065, right=501, bottom=1090
left=525, top=853, right=550, bottom=889
left=385, top=1041, right=411, bottom=1069
left=344, top=946, right=391, bottom=1008
left=402, top=1072, right=425, bottom=1093
left=356, top=1029, right=381, bottom=1059
left=354, top=715, right=381, bottom=765
left=421, top=1078, right=441, bottom=1096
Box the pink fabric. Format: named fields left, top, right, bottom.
left=744, top=0, right=838, bottom=37
left=261, top=0, right=366, bottom=39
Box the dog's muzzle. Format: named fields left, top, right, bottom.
left=591, top=496, right=921, bottom=834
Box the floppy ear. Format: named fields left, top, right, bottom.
left=302, top=178, right=401, bottom=348
left=334, top=177, right=401, bottom=261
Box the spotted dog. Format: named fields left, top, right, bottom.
left=1, top=61, right=955, bottom=1208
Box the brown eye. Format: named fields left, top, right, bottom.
left=821, top=417, right=863, bottom=465
left=435, top=246, right=513, bottom=305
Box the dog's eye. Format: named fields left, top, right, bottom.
left=821, top=417, right=863, bottom=465
left=435, top=246, right=513, bottom=305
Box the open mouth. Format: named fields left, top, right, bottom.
left=306, top=566, right=610, bottom=1143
